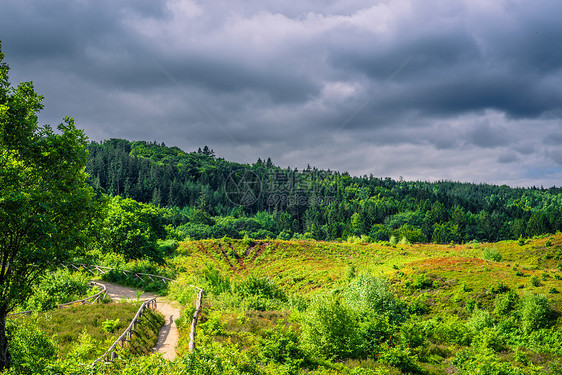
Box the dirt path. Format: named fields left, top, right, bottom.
left=96, top=281, right=180, bottom=360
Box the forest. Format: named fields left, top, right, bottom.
left=86, top=138, right=562, bottom=245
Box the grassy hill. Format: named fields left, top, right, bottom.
left=164, top=234, right=562, bottom=374
left=173, top=234, right=562, bottom=304
left=6, top=235, right=562, bottom=374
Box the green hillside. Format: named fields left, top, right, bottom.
left=157, top=234, right=562, bottom=374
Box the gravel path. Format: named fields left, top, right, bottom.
left=95, top=281, right=180, bottom=360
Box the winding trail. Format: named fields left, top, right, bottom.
left=95, top=281, right=181, bottom=360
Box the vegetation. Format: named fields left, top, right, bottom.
left=6, top=302, right=163, bottom=374
left=85, top=138, right=562, bottom=245
left=0, top=41, right=94, bottom=370
left=2, top=39, right=562, bottom=374
left=159, top=235, right=562, bottom=374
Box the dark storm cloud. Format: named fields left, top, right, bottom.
left=2, top=0, right=562, bottom=186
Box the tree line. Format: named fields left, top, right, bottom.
left=85, top=139, right=562, bottom=244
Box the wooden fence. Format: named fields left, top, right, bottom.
left=8, top=263, right=205, bottom=364
left=188, top=286, right=204, bottom=353
left=70, top=264, right=206, bottom=363
left=63, top=263, right=176, bottom=284
left=91, top=297, right=158, bottom=365
left=7, top=281, right=107, bottom=317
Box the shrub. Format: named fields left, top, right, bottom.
left=520, top=294, right=553, bottom=333
left=200, top=266, right=231, bottom=295
left=344, top=274, right=403, bottom=322
left=235, top=274, right=285, bottom=300
left=101, top=318, right=120, bottom=333
left=530, top=275, right=541, bottom=287
left=399, top=320, right=426, bottom=349
left=235, top=274, right=287, bottom=311
left=257, top=325, right=305, bottom=370
left=453, top=347, right=526, bottom=375
left=411, top=274, right=434, bottom=290
left=25, top=269, right=90, bottom=312
left=408, top=296, right=430, bottom=315
left=482, top=248, right=503, bottom=262
left=378, top=344, right=422, bottom=374
left=277, top=231, right=292, bottom=241
left=5, top=318, right=58, bottom=375
left=467, top=308, right=495, bottom=334
left=490, top=281, right=510, bottom=294
left=471, top=327, right=505, bottom=352
left=494, top=290, right=519, bottom=316
left=301, top=297, right=361, bottom=359
left=358, top=315, right=395, bottom=356
left=431, top=317, right=472, bottom=346
left=157, top=239, right=179, bottom=255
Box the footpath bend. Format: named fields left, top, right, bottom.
left=95, top=281, right=181, bottom=360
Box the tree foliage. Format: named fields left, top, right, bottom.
left=85, top=138, right=562, bottom=244
left=0, top=41, right=93, bottom=370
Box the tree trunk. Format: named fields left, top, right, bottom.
left=0, top=313, right=11, bottom=371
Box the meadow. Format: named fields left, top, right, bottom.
left=4, top=234, right=562, bottom=374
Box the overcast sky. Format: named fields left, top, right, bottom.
left=2, top=0, right=562, bottom=187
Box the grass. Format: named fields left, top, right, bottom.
left=165, top=234, right=562, bottom=374
left=9, top=302, right=164, bottom=360
left=173, top=236, right=562, bottom=309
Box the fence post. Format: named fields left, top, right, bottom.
left=188, top=289, right=204, bottom=352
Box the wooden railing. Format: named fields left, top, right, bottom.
left=64, top=263, right=176, bottom=284
left=11, top=263, right=205, bottom=363
left=92, top=297, right=158, bottom=365
left=7, top=281, right=107, bottom=317
left=189, top=286, right=204, bottom=353
left=72, top=264, right=206, bottom=362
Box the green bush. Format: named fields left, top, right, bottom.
left=410, top=273, right=434, bottom=290
left=520, top=294, right=553, bottom=333
left=344, top=274, right=403, bottom=322
left=24, top=269, right=90, bottom=312
left=431, top=317, right=472, bottom=346
left=277, top=231, right=292, bottom=241
left=157, top=239, right=179, bottom=255
left=357, top=313, right=395, bottom=355
left=101, top=318, right=120, bottom=333
left=530, top=275, right=541, bottom=287
left=257, top=325, right=305, bottom=372
left=471, top=327, right=505, bottom=352
left=200, top=266, right=231, bottom=295
left=494, top=290, right=519, bottom=316
left=234, top=274, right=287, bottom=311
left=399, top=320, right=426, bottom=349
left=453, top=347, right=526, bottom=375
left=5, top=318, right=58, bottom=375
left=235, top=275, right=285, bottom=300
left=301, top=296, right=361, bottom=359
left=378, top=343, right=422, bottom=374
left=467, top=308, right=495, bottom=334
left=483, top=248, right=503, bottom=262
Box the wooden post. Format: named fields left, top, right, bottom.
left=188, top=289, right=204, bottom=352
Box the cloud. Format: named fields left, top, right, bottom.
left=1, top=0, right=562, bottom=186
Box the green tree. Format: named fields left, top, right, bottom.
left=99, top=196, right=167, bottom=263
left=0, top=42, right=93, bottom=370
